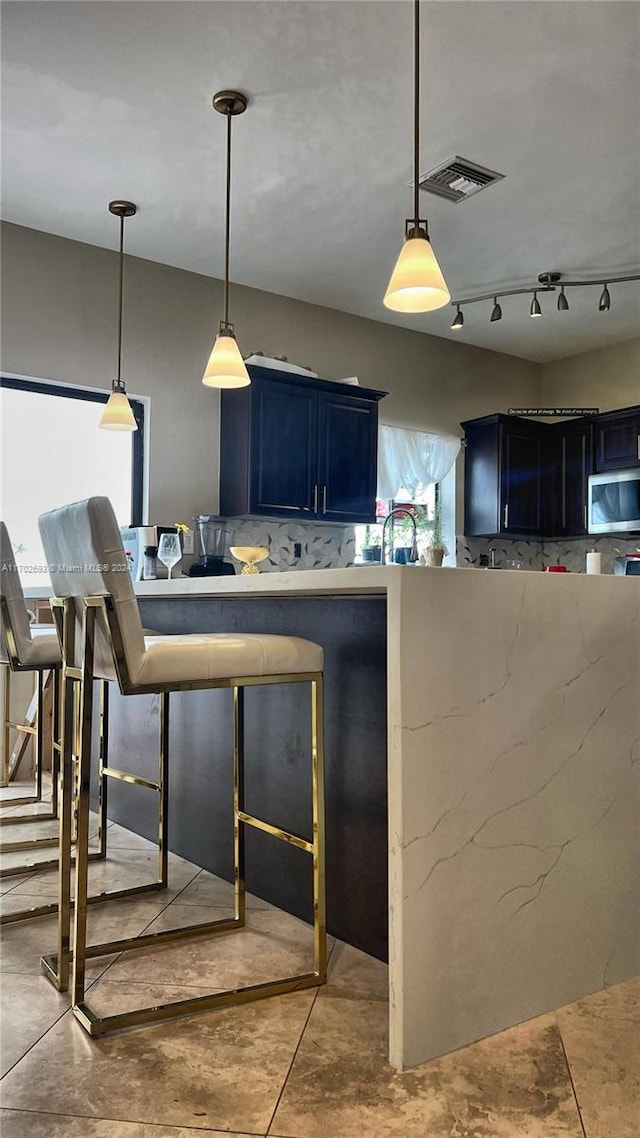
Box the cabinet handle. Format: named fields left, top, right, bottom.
left=584, top=504, right=588, bottom=530
left=322, top=485, right=327, bottom=514
left=637, top=435, right=640, bottom=461
left=504, top=503, right=509, bottom=529
left=313, top=484, right=319, bottom=513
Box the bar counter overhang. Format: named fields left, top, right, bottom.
left=39, top=564, right=640, bottom=1071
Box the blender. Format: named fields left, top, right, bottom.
left=189, top=515, right=234, bottom=576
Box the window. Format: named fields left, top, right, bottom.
left=355, top=488, right=437, bottom=563
left=1, top=377, right=144, bottom=586
left=355, top=424, right=460, bottom=564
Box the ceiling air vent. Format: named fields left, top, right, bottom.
left=418, top=156, right=505, bottom=204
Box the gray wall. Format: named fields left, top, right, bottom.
left=1, top=222, right=540, bottom=527
left=540, top=338, right=640, bottom=411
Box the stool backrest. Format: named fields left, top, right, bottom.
left=0, top=521, right=34, bottom=666
left=38, top=498, right=145, bottom=686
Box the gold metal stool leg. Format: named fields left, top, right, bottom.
left=41, top=602, right=170, bottom=985
left=0, top=672, right=59, bottom=853
left=0, top=664, right=45, bottom=806
left=64, top=667, right=326, bottom=1035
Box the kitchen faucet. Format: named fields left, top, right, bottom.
left=380, top=508, right=419, bottom=565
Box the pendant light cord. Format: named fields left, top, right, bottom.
left=223, top=110, right=232, bottom=328
left=115, top=213, right=125, bottom=388
left=413, top=0, right=420, bottom=229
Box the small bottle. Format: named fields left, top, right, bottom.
left=143, top=545, right=158, bottom=580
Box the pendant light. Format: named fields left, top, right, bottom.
left=384, top=0, right=450, bottom=313
left=490, top=297, right=502, bottom=322
left=99, top=201, right=138, bottom=431
left=598, top=283, right=611, bottom=311
left=202, top=90, right=250, bottom=389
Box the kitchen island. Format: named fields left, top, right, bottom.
left=108, top=565, right=639, bottom=1070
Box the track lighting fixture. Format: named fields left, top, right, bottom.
left=599, top=284, right=611, bottom=311
left=384, top=1, right=450, bottom=313
left=448, top=269, right=638, bottom=330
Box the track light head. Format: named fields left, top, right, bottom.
left=530, top=291, right=542, bottom=318
left=451, top=305, right=464, bottom=331
left=557, top=287, right=569, bottom=312
left=598, top=284, right=611, bottom=311
left=490, top=297, right=502, bottom=323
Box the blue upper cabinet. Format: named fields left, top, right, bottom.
left=594, top=408, right=640, bottom=472
left=220, top=366, right=387, bottom=523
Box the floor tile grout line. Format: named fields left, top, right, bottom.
left=264, top=986, right=321, bottom=1138
left=83, top=863, right=207, bottom=989
left=0, top=1002, right=72, bottom=1083
left=264, top=937, right=339, bottom=1138
left=0, top=1104, right=267, bottom=1135
left=557, top=1023, right=588, bottom=1138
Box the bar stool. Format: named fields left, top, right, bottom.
left=1, top=522, right=162, bottom=931
left=39, top=496, right=326, bottom=1036
left=1, top=521, right=62, bottom=904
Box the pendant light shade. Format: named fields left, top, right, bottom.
left=100, top=200, right=138, bottom=432
left=202, top=90, right=250, bottom=389
left=100, top=390, right=138, bottom=430
left=384, top=229, right=450, bottom=312
left=383, top=1, right=450, bottom=314
left=598, top=284, right=611, bottom=311
left=530, top=291, right=542, bottom=318
left=202, top=331, right=250, bottom=388
left=490, top=297, right=502, bottom=322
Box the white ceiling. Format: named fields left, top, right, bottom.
left=2, top=0, right=639, bottom=363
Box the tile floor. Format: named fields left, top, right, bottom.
left=1, top=789, right=638, bottom=1137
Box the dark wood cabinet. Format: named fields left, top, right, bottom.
left=220, top=365, right=386, bottom=523
left=594, top=409, right=640, bottom=472
left=463, top=405, right=639, bottom=539
left=550, top=420, right=593, bottom=537
left=461, top=415, right=545, bottom=538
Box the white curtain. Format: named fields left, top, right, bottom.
left=377, top=425, right=461, bottom=500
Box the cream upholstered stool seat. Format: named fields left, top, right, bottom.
left=1, top=521, right=63, bottom=905
left=38, top=496, right=326, bottom=1036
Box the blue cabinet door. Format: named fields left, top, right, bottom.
left=317, top=393, right=378, bottom=523
left=250, top=378, right=318, bottom=516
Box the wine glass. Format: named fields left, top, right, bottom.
left=157, top=533, right=181, bottom=580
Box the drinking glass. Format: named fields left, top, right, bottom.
left=157, top=533, right=181, bottom=580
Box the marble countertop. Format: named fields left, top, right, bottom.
left=23, top=563, right=637, bottom=600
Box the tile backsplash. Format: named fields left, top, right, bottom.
left=456, top=535, right=640, bottom=574
left=223, top=519, right=355, bottom=572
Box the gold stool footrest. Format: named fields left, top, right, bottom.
left=73, top=972, right=323, bottom=1037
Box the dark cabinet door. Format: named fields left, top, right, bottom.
left=317, top=393, right=378, bottom=523
left=250, top=379, right=318, bottom=517
left=500, top=423, right=544, bottom=535
left=595, top=414, right=640, bottom=471
left=555, top=421, right=593, bottom=536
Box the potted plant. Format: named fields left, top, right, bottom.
left=362, top=525, right=382, bottom=563
left=423, top=498, right=447, bottom=567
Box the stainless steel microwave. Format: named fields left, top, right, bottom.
left=588, top=469, right=640, bottom=534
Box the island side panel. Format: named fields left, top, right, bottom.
left=390, top=569, right=640, bottom=1070
left=104, top=594, right=389, bottom=961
